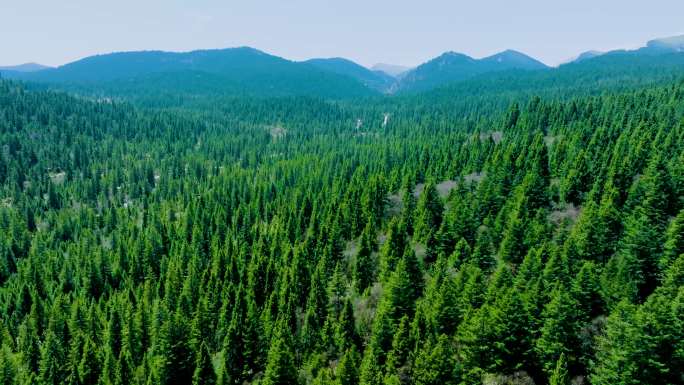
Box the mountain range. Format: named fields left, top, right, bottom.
left=2, top=35, right=683, bottom=98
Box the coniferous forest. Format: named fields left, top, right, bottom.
left=0, top=49, right=683, bottom=385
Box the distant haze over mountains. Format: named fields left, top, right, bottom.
left=0, top=63, right=52, bottom=72
left=371, top=63, right=411, bottom=78
left=645, top=35, right=684, bottom=52
left=2, top=34, right=683, bottom=98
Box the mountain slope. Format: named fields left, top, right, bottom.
left=2, top=48, right=379, bottom=98
left=304, top=57, right=394, bottom=92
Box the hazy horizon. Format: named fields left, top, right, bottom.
left=2, top=0, right=683, bottom=68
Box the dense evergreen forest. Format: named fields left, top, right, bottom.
left=0, top=72, right=683, bottom=385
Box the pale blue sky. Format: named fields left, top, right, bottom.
left=2, top=0, right=683, bottom=68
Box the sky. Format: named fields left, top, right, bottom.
left=2, top=0, right=683, bottom=68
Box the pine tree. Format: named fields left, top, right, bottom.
left=535, top=285, right=580, bottom=377
left=334, top=298, right=358, bottom=351
left=384, top=315, right=411, bottom=375
left=381, top=248, right=423, bottom=322
left=412, top=335, right=459, bottom=385
left=619, top=207, right=664, bottom=299
left=433, top=275, right=460, bottom=335
left=336, top=346, right=360, bottom=385
left=448, top=238, right=471, bottom=269
left=591, top=301, right=639, bottom=385
left=399, top=181, right=417, bottom=236
left=327, top=263, right=347, bottom=319
left=78, top=338, right=100, bottom=385
left=497, top=289, right=534, bottom=373
left=414, top=182, right=443, bottom=243
left=549, top=353, right=569, bottom=385
left=301, top=263, right=327, bottom=352
left=38, top=330, right=64, bottom=385
left=499, top=211, right=526, bottom=263
left=600, top=252, right=640, bottom=309
left=379, top=219, right=407, bottom=279
left=661, top=209, right=684, bottom=273
left=17, top=318, right=40, bottom=374
left=359, top=343, right=382, bottom=385
left=114, top=350, right=134, bottom=385
left=192, top=342, right=216, bottom=385
left=0, top=344, right=17, bottom=385
left=262, top=325, right=298, bottom=385
left=571, top=261, right=603, bottom=320
left=354, top=221, right=377, bottom=292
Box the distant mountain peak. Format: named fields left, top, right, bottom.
left=426, top=52, right=476, bottom=68
left=481, top=50, right=548, bottom=69
left=488, top=49, right=527, bottom=58
left=570, top=50, right=605, bottom=63
left=440, top=51, right=474, bottom=60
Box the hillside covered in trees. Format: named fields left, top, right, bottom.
left=0, top=70, right=683, bottom=385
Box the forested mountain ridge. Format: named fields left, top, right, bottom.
left=396, top=34, right=684, bottom=94
left=1, top=48, right=380, bottom=99
left=3, top=35, right=684, bottom=100
left=394, top=50, right=548, bottom=93
left=0, top=74, right=682, bottom=385
left=410, top=50, right=684, bottom=111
